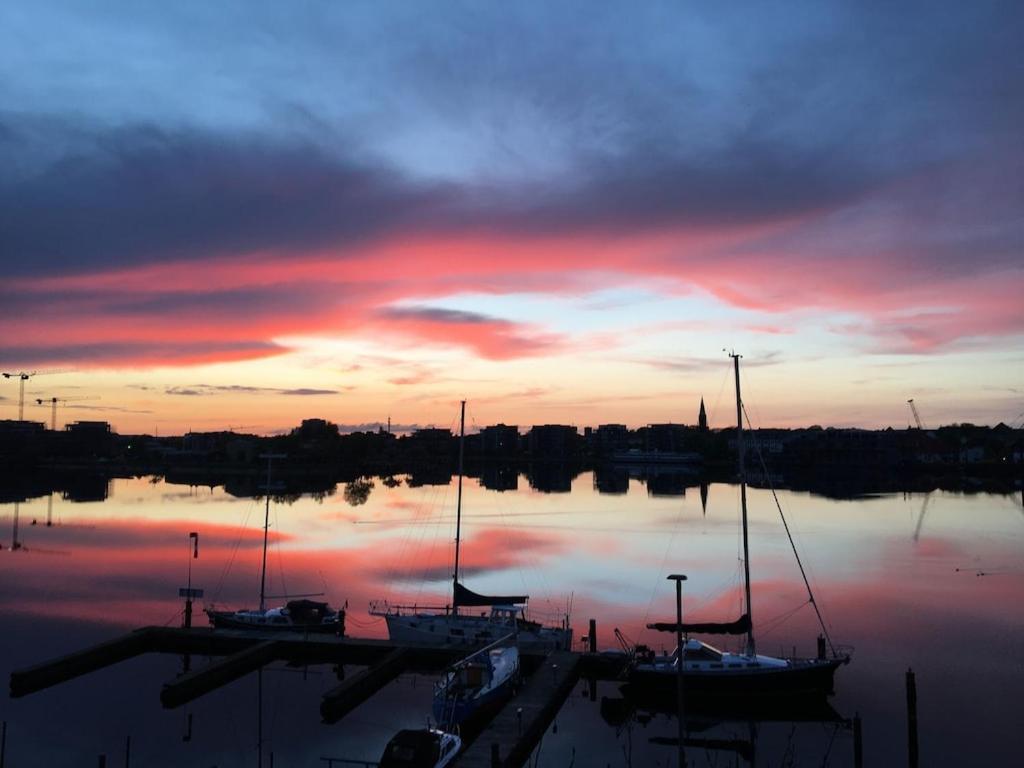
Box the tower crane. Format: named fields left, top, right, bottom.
left=2, top=370, right=66, bottom=420
left=2, top=371, right=36, bottom=420
left=35, top=396, right=100, bottom=431
left=907, top=399, right=925, bottom=430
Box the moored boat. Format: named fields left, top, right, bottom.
left=378, top=728, right=462, bottom=768
left=370, top=401, right=572, bottom=651
left=627, top=354, right=849, bottom=702
left=433, top=634, right=520, bottom=729
left=205, top=454, right=346, bottom=635
left=205, top=598, right=344, bottom=634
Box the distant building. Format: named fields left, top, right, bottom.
left=698, top=398, right=708, bottom=432
left=595, top=424, right=629, bottom=453
left=645, top=423, right=688, bottom=453
left=480, top=424, right=520, bottom=456
left=65, top=420, right=114, bottom=458
left=527, top=425, right=579, bottom=459
left=292, top=418, right=339, bottom=440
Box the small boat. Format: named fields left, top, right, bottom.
left=370, top=401, right=572, bottom=652
left=205, top=455, right=345, bottom=634
left=627, top=354, right=848, bottom=701
left=433, top=634, right=519, bottom=729
left=378, top=728, right=462, bottom=768
left=205, top=598, right=343, bottom=634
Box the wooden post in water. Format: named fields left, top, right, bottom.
left=906, top=668, right=918, bottom=768
left=124, top=735, right=131, bottom=768
left=853, top=713, right=863, bottom=768
left=1, top=719, right=6, bottom=768
left=588, top=619, right=597, bottom=653
left=97, top=756, right=106, bottom=768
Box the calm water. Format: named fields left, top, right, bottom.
left=2, top=473, right=1023, bottom=766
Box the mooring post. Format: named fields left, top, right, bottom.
left=490, top=742, right=500, bottom=767
left=853, top=713, right=863, bottom=768
left=906, top=668, right=918, bottom=768
left=588, top=619, right=597, bottom=653
left=1, top=719, right=7, bottom=768
left=97, top=756, right=106, bottom=768
left=124, top=735, right=131, bottom=768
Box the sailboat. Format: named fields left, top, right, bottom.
left=205, top=454, right=345, bottom=634
left=628, top=354, right=848, bottom=700
left=432, top=632, right=520, bottom=728
left=370, top=401, right=573, bottom=651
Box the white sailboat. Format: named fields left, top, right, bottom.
left=628, top=354, right=848, bottom=700
left=370, top=401, right=573, bottom=651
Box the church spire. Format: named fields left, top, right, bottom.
left=698, top=397, right=708, bottom=431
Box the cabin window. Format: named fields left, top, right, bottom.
left=747, top=663, right=760, bottom=668
left=728, top=663, right=740, bottom=668
left=451, top=628, right=465, bottom=636
left=710, top=663, right=723, bottom=668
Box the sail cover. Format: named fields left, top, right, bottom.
left=454, top=582, right=528, bottom=607
left=647, top=612, right=751, bottom=636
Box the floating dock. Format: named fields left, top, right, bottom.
left=455, top=649, right=582, bottom=768
left=10, top=624, right=624, bottom=768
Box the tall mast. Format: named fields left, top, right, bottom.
left=731, top=353, right=755, bottom=656
left=452, top=400, right=466, bottom=616
left=258, top=453, right=285, bottom=612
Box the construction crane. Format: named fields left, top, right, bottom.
left=2, top=371, right=36, bottom=420
left=35, top=396, right=100, bottom=431
left=907, top=399, right=925, bottom=430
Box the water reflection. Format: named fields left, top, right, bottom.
left=0, top=475, right=1022, bottom=765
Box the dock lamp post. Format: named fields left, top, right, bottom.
left=668, top=574, right=688, bottom=768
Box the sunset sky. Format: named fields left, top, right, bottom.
left=1, top=1, right=1021, bottom=435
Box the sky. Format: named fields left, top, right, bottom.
left=1, top=0, right=1021, bottom=435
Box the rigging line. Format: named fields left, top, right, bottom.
left=638, top=497, right=686, bottom=644
left=273, top=502, right=287, bottom=601
left=212, top=496, right=257, bottom=603
left=742, top=401, right=838, bottom=658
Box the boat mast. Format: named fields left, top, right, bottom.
left=731, top=353, right=755, bottom=656
left=258, top=453, right=285, bottom=613
left=452, top=400, right=466, bottom=616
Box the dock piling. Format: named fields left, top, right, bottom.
left=588, top=619, right=596, bottom=653
left=853, top=713, right=863, bottom=768
left=906, top=668, right=919, bottom=768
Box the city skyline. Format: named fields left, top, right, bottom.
left=2, top=1, right=1021, bottom=435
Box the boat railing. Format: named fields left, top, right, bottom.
left=368, top=600, right=452, bottom=616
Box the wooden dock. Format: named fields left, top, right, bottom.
left=320, top=647, right=412, bottom=723
left=8, top=624, right=626, bottom=765
left=455, top=650, right=582, bottom=768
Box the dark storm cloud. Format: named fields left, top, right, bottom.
left=0, top=340, right=284, bottom=367
left=0, top=119, right=453, bottom=277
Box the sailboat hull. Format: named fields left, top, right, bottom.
left=628, top=657, right=844, bottom=700
left=381, top=613, right=571, bottom=651
left=205, top=609, right=344, bottom=634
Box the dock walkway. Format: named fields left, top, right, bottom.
left=455, top=650, right=582, bottom=768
